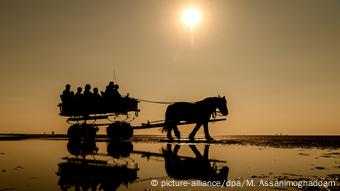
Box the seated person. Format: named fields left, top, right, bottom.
left=92, top=88, right=101, bottom=99
left=82, top=84, right=93, bottom=112
left=91, top=87, right=102, bottom=112
left=83, top=84, right=92, bottom=97
left=113, top=84, right=121, bottom=98
left=75, top=87, right=83, bottom=100
left=103, top=81, right=121, bottom=97
left=60, top=84, right=75, bottom=114
left=74, top=87, right=83, bottom=113
left=103, top=81, right=115, bottom=97
left=62, top=84, right=74, bottom=98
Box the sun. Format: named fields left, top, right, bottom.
left=181, top=6, right=202, bottom=28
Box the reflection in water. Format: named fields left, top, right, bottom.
left=107, top=141, right=133, bottom=158
left=57, top=139, right=230, bottom=190
left=135, top=144, right=229, bottom=183
left=0, top=138, right=336, bottom=190
left=67, top=139, right=98, bottom=157
left=162, top=144, right=229, bottom=182
left=57, top=140, right=138, bottom=191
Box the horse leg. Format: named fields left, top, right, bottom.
left=173, top=125, right=181, bottom=140
left=174, top=144, right=180, bottom=155
left=166, top=123, right=174, bottom=141
left=189, top=122, right=202, bottom=140
left=189, top=145, right=203, bottom=159
left=166, top=144, right=172, bottom=152
left=167, top=131, right=173, bottom=141
left=203, top=122, right=214, bottom=141
left=203, top=145, right=210, bottom=160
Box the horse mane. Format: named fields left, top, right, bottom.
left=194, top=97, right=219, bottom=105
left=193, top=97, right=221, bottom=117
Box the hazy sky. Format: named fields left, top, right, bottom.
left=0, top=0, right=339, bottom=135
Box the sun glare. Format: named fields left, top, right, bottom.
left=181, top=6, right=202, bottom=28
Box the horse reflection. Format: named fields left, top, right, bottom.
left=162, top=144, right=229, bottom=182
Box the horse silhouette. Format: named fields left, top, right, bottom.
left=162, top=144, right=229, bottom=181
left=163, top=96, right=229, bottom=141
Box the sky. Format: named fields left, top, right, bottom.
left=0, top=0, right=339, bottom=135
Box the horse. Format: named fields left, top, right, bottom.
left=163, top=96, right=229, bottom=141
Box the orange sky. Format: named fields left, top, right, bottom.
left=0, top=0, right=339, bottom=135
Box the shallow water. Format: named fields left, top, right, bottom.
left=0, top=137, right=339, bottom=190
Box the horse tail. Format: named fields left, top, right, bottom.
left=162, top=105, right=173, bottom=133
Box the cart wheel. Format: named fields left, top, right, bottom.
left=67, top=124, right=81, bottom=140
left=107, top=122, right=133, bottom=140
left=107, top=122, right=120, bottom=140
left=121, top=123, right=133, bottom=140
left=81, top=124, right=97, bottom=141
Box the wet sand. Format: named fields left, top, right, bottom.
left=0, top=135, right=339, bottom=190
left=1, top=134, right=339, bottom=148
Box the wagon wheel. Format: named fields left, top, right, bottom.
left=107, top=122, right=133, bottom=140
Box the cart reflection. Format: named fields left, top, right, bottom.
left=57, top=140, right=137, bottom=191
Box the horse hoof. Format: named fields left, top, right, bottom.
left=175, top=134, right=181, bottom=140
left=189, top=136, right=195, bottom=141
left=167, top=137, right=174, bottom=142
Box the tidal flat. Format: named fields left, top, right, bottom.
left=0, top=135, right=339, bottom=190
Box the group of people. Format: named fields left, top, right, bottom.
left=60, top=81, right=132, bottom=115
left=62, top=81, right=121, bottom=101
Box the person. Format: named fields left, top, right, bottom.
left=92, top=87, right=102, bottom=112
left=102, top=81, right=122, bottom=112
left=74, top=87, right=83, bottom=113
left=113, top=84, right=121, bottom=98
left=104, top=81, right=115, bottom=96
left=102, top=81, right=121, bottom=97
left=75, top=87, right=83, bottom=100
left=82, top=84, right=93, bottom=113
left=60, top=84, right=75, bottom=114
left=62, top=84, right=74, bottom=98
left=83, top=84, right=92, bottom=97
left=92, top=88, right=101, bottom=99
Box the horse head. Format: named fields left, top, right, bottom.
left=216, top=96, right=228, bottom=116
